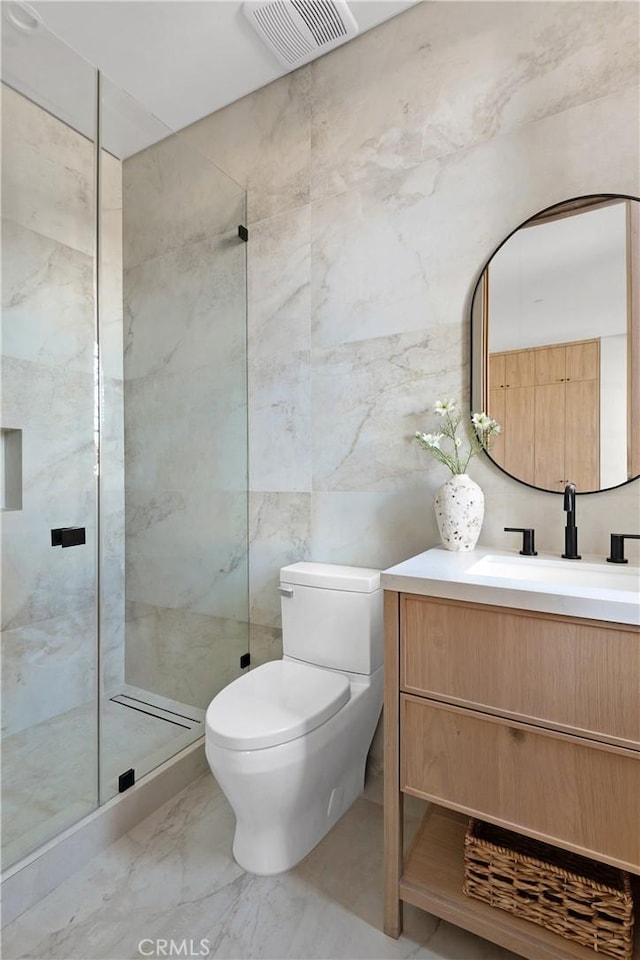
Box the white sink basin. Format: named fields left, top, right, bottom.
left=466, top=554, right=640, bottom=595
left=382, top=546, right=640, bottom=625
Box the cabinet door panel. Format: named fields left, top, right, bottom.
left=489, top=354, right=506, bottom=390
left=534, top=381, right=565, bottom=489
left=400, top=596, right=640, bottom=747
left=505, top=351, right=534, bottom=388
left=566, top=340, right=599, bottom=381
left=534, top=347, right=565, bottom=385
left=400, top=696, right=640, bottom=872
left=565, top=378, right=599, bottom=489
left=504, top=385, right=534, bottom=482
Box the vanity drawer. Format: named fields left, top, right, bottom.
left=400, top=694, right=640, bottom=873
left=400, top=595, right=640, bottom=748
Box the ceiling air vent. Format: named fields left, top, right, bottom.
left=243, top=0, right=358, bottom=69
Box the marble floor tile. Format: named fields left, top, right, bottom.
left=2, top=773, right=518, bottom=960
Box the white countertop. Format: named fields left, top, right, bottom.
left=381, top=545, right=640, bottom=626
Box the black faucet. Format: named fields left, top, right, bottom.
left=562, top=482, right=581, bottom=559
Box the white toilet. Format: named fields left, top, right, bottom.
left=205, top=561, right=384, bottom=875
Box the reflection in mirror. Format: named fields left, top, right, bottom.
left=471, top=196, right=640, bottom=493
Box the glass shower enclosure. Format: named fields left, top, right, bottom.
left=1, top=16, right=248, bottom=870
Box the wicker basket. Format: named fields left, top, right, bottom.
left=463, top=819, right=634, bottom=960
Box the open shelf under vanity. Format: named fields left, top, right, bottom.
left=400, top=805, right=639, bottom=960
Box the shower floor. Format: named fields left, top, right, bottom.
left=1, top=685, right=204, bottom=871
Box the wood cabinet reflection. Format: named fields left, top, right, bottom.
left=488, top=338, right=600, bottom=492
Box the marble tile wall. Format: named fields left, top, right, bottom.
left=122, top=133, right=248, bottom=709
left=1, top=85, right=125, bottom=735
left=179, top=1, right=640, bottom=770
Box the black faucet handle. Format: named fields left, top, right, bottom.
left=607, top=533, right=640, bottom=564
left=504, top=527, right=537, bottom=556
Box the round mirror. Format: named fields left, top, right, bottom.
left=471, top=194, right=640, bottom=494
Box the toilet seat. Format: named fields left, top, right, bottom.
left=205, top=660, right=350, bottom=751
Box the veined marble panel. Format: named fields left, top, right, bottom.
left=101, top=378, right=125, bottom=517
left=1, top=219, right=94, bottom=371
left=312, top=81, right=640, bottom=354
left=1, top=604, right=96, bottom=737
left=101, top=613, right=125, bottom=694
left=100, top=261, right=124, bottom=381
left=311, top=490, right=438, bottom=572
left=100, top=396, right=125, bottom=694
left=310, top=162, right=442, bottom=348
left=99, top=147, right=125, bottom=690
left=123, top=233, right=246, bottom=385
left=1, top=509, right=96, bottom=633
left=249, top=492, right=311, bottom=629
left=100, top=151, right=122, bottom=268
left=309, top=1, right=640, bottom=202
left=248, top=351, right=311, bottom=493
left=125, top=489, right=248, bottom=621
left=249, top=622, right=283, bottom=668
left=125, top=603, right=247, bottom=708
left=100, top=152, right=124, bottom=383
left=123, top=132, right=245, bottom=268
left=309, top=4, right=425, bottom=202
left=180, top=67, right=310, bottom=225
left=248, top=205, right=311, bottom=359
left=124, top=374, right=247, bottom=494
left=1, top=359, right=96, bottom=500
left=311, top=329, right=463, bottom=494
left=1, top=84, right=94, bottom=255
left=1, top=356, right=96, bottom=630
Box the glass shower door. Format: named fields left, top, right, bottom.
left=98, top=76, right=249, bottom=802
left=1, top=30, right=99, bottom=868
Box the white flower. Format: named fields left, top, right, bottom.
left=472, top=412, right=501, bottom=436
left=424, top=432, right=444, bottom=449
left=471, top=412, right=492, bottom=431
left=454, top=436, right=462, bottom=447
left=433, top=398, right=457, bottom=417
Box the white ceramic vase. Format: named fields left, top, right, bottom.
left=433, top=473, right=484, bottom=552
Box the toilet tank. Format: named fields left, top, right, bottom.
left=279, top=562, right=383, bottom=675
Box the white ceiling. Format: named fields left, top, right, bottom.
left=2, top=0, right=416, bottom=156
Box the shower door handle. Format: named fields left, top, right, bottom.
left=51, top=527, right=86, bottom=548
left=279, top=586, right=294, bottom=598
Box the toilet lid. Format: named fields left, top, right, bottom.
left=205, top=660, right=350, bottom=751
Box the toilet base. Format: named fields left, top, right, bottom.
left=231, top=753, right=368, bottom=875
left=206, top=665, right=384, bottom=876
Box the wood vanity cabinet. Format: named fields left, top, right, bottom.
left=383, top=591, right=640, bottom=960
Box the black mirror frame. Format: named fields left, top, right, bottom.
left=470, top=192, right=640, bottom=496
